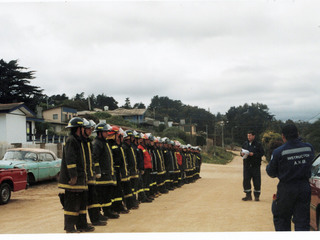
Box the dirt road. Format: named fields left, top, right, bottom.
left=0, top=152, right=279, bottom=234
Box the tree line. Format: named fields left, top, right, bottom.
left=1, top=59, right=320, bottom=154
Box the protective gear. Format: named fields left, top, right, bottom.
left=66, top=117, right=84, bottom=128
left=119, top=128, right=127, bottom=138
left=94, top=123, right=112, bottom=132
left=83, top=118, right=96, bottom=129
left=107, top=125, right=120, bottom=135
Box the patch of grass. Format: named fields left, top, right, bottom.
left=202, top=146, right=234, bottom=165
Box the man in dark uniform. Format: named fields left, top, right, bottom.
left=58, top=117, right=95, bottom=233
left=92, top=122, right=119, bottom=219
left=266, top=123, right=314, bottom=231
left=240, top=131, right=264, bottom=201
left=82, top=119, right=107, bottom=226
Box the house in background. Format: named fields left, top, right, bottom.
left=42, top=106, right=77, bottom=133
left=0, top=102, right=41, bottom=144
left=107, top=108, right=148, bottom=125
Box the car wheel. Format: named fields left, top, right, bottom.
left=55, top=172, right=60, bottom=182
left=0, top=183, right=11, bottom=204
left=27, top=173, right=35, bottom=185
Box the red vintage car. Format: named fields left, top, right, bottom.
left=0, top=168, right=27, bottom=204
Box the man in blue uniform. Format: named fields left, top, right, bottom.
left=266, top=123, right=314, bottom=231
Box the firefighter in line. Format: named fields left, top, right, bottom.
left=174, top=141, right=184, bottom=187
left=122, top=129, right=141, bottom=208
left=134, top=131, right=151, bottom=203
left=92, top=122, right=120, bottom=220
left=107, top=125, right=130, bottom=214
left=194, top=146, right=202, bottom=180
left=58, top=117, right=95, bottom=233
left=118, top=128, right=139, bottom=210
left=154, top=137, right=168, bottom=194
left=82, top=118, right=107, bottom=226
left=145, top=133, right=160, bottom=198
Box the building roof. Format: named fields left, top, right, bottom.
left=0, top=102, right=36, bottom=117
left=107, top=108, right=147, bottom=117
left=43, top=106, right=77, bottom=113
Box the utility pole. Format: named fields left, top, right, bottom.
left=213, top=122, right=216, bottom=156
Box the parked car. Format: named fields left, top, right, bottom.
left=310, top=154, right=320, bottom=230
left=0, top=148, right=61, bottom=184
left=0, top=168, right=28, bottom=204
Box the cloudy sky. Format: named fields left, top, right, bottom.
left=1, top=0, right=320, bottom=122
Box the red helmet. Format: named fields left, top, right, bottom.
left=107, top=125, right=120, bottom=135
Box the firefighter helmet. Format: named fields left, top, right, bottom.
left=66, top=117, right=84, bottom=128
left=94, top=122, right=112, bottom=132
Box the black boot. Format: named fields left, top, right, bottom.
left=254, top=191, right=260, bottom=201
left=242, top=192, right=252, bottom=201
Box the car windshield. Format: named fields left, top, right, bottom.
left=311, top=155, right=320, bottom=177
left=2, top=151, right=37, bottom=161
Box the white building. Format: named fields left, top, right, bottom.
left=0, top=102, right=38, bottom=144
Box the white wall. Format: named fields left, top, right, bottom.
left=5, top=110, right=27, bottom=144
left=0, top=114, right=8, bottom=143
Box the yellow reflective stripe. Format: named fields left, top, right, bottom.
left=64, top=211, right=79, bottom=216
left=80, top=143, right=88, bottom=183
left=94, top=163, right=99, bottom=167
left=88, top=204, right=101, bottom=209
left=79, top=210, right=87, bottom=214
left=144, top=188, right=150, bottom=191
left=130, top=147, right=138, bottom=173
left=67, top=164, right=76, bottom=169
left=88, top=142, right=93, bottom=177
left=121, top=177, right=130, bottom=182
left=95, top=180, right=117, bottom=185
left=120, top=147, right=129, bottom=176
left=101, top=202, right=112, bottom=207
left=113, top=197, right=122, bottom=202
left=87, top=180, right=96, bottom=184
left=124, top=193, right=133, bottom=198
left=106, top=143, right=114, bottom=175
left=58, top=183, right=88, bottom=190
left=112, top=145, right=118, bottom=149
left=137, top=189, right=145, bottom=194
left=131, top=174, right=139, bottom=179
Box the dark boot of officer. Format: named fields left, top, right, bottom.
left=254, top=191, right=260, bottom=201
left=242, top=192, right=252, bottom=201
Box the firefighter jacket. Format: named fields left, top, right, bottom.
left=155, top=147, right=166, bottom=174
left=242, top=139, right=265, bottom=168
left=148, top=146, right=158, bottom=174
left=92, top=137, right=116, bottom=186
left=163, top=148, right=179, bottom=173
left=58, top=134, right=88, bottom=191
left=81, top=136, right=97, bottom=185
left=175, top=151, right=183, bottom=166
left=138, top=144, right=152, bottom=169
left=108, top=140, right=130, bottom=182
left=266, top=138, right=314, bottom=183
left=122, top=141, right=139, bottom=178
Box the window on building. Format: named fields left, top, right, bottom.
left=53, top=114, right=58, bottom=120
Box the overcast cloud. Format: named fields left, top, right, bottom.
left=1, top=0, right=320, bottom=122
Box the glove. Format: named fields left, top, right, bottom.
left=68, top=177, right=77, bottom=185
left=140, top=170, right=145, bottom=175
left=96, top=173, right=101, bottom=179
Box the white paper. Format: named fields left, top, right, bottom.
left=241, top=149, right=250, bottom=159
